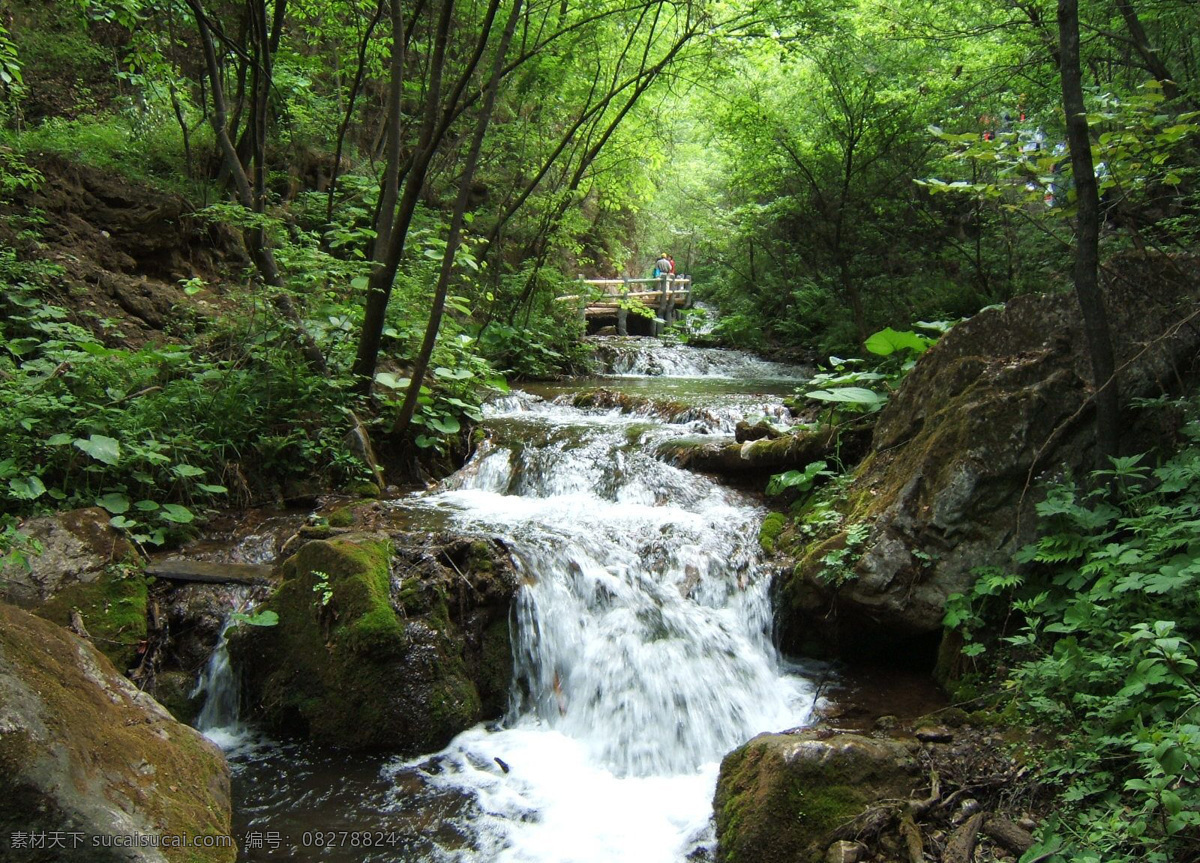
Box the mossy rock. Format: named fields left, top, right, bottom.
left=758, top=512, right=788, bottom=555
left=153, top=670, right=204, bottom=726
left=0, top=604, right=234, bottom=863
left=714, top=730, right=918, bottom=863
left=36, top=565, right=148, bottom=671
left=232, top=535, right=487, bottom=752
left=345, top=480, right=382, bottom=499
left=326, top=505, right=356, bottom=528
left=777, top=264, right=1200, bottom=657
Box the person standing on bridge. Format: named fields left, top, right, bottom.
left=654, top=254, right=671, bottom=278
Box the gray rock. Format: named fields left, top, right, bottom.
left=714, top=729, right=919, bottom=863
left=0, top=603, right=234, bottom=862
left=0, top=508, right=134, bottom=608
left=780, top=254, right=1200, bottom=652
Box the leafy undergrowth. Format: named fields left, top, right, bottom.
left=946, top=398, right=1200, bottom=863
left=0, top=263, right=358, bottom=544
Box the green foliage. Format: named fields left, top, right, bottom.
left=767, top=460, right=832, bottom=498
left=230, top=609, right=279, bottom=628
left=945, top=405, right=1200, bottom=862
left=802, top=326, right=947, bottom=421
left=0, top=257, right=362, bottom=538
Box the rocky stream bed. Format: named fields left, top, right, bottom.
left=5, top=258, right=1200, bottom=863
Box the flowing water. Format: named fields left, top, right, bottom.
left=201, top=339, right=820, bottom=862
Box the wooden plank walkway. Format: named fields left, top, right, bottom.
left=557, top=276, right=693, bottom=336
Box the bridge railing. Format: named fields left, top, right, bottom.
left=557, top=275, right=693, bottom=336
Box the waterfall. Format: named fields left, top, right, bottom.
left=192, top=615, right=245, bottom=748
left=387, top=370, right=815, bottom=862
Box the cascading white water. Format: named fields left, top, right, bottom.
left=386, top=360, right=815, bottom=862
left=590, top=336, right=807, bottom=380
left=193, top=614, right=245, bottom=748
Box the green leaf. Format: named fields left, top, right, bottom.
left=230, top=609, right=279, bottom=627
left=134, top=499, right=160, bottom=511
left=864, top=327, right=931, bottom=356
left=8, top=476, right=46, bottom=500
left=74, top=434, right=121, bottom=465
left=374, top=372, right=411, bottom=390
left=46, top=433, right=73, bottom=446
left=427, top=415, right=461, bottom=434
left=806, top=387, right=887, bottom=407
left=96, top=492, right=131, bottom=514
left=171, top=464, right=206, bottom=478
left=197, top=484, right=228, bottom=494
left=158, top=503, right=195, bottom=524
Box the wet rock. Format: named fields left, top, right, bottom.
left=231, top=532, right=516, bottom=752
left=915, top=726, right=954, bottom=743
left=659, top=423, right=872, bottom=480
left=0, top=604, right=234, bottom=862
left=734, top=418, right=784, bottom=443
left=0, top=507, right=135, bottom=608
left=825, top=840, right=866, bottom=863
left=779, top=255, right=1200, bottom=653
left=713, top=729, right=919, bottom=863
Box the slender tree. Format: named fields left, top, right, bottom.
left=1058, top=0, right=1119, bottom=461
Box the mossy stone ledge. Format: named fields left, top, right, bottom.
left=231, top=532, right=516, bottom=753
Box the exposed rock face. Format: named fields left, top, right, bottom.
left=778, top=254, right=1200, bottom=653
left=0, top=507, right=134, bottom=608
left=0, top=604, right=234, bottom=863
left=0, top=508, right=149, bottom=670
left=714, top=730, right=919, bottom=863
left=231, top=532, right=516, bottom=752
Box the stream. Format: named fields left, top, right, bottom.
left=198, top=338, right=822, bottom=862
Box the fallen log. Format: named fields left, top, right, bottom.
left=942, top=812, right=984, bottom=863
left=982, top=816, right=1035, bottom=855
left=145, top=559, right=274, bottom=585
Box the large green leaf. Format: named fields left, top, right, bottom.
left=96, top=492, right=131, bottom=514
left=8, top=476, right=46, bottom=500
left=864, top=327, right=932, bottom=357
left=74, top=434, right=121, bottom=465
left=159, top=503, right=195, bottom=524
left=427, top=415, right=462, bottom=434
left=805, top=387, right=887, bottom=407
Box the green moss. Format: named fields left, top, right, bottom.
left=326, top=505, right=355, bottom=528
left=789, top=781, right=862, bottom=835
left=758, top=512, right=787, bottom=554
left=234, top=536, right=486, bottom=752
left=346, top=481, right=382, bottom=498
left=478, top=616, right=513, bottom=716
left=36, top=565, right=148, bottom=670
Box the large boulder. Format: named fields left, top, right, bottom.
left=0, top=508, right=149, bottom=671
left=778, top=253, right=1200, bottom=654
left=714, top=730, right=919, bottom=863
left=0, top=507, right=134, bottom=608
left=0, top=604, right=234, bottom=863
left=231, top=532, right=516, bottom=752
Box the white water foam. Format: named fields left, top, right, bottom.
left=388, top=368, right=814, bottom=861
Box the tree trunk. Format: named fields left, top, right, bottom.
left=393, top=0, right=524, bottom=437
left=1059, top=0, right=1119, bottom=463
left=187, top=0, right=328, bottom=374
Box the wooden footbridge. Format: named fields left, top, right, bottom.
left=558, top=276, right=693, bottom=336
